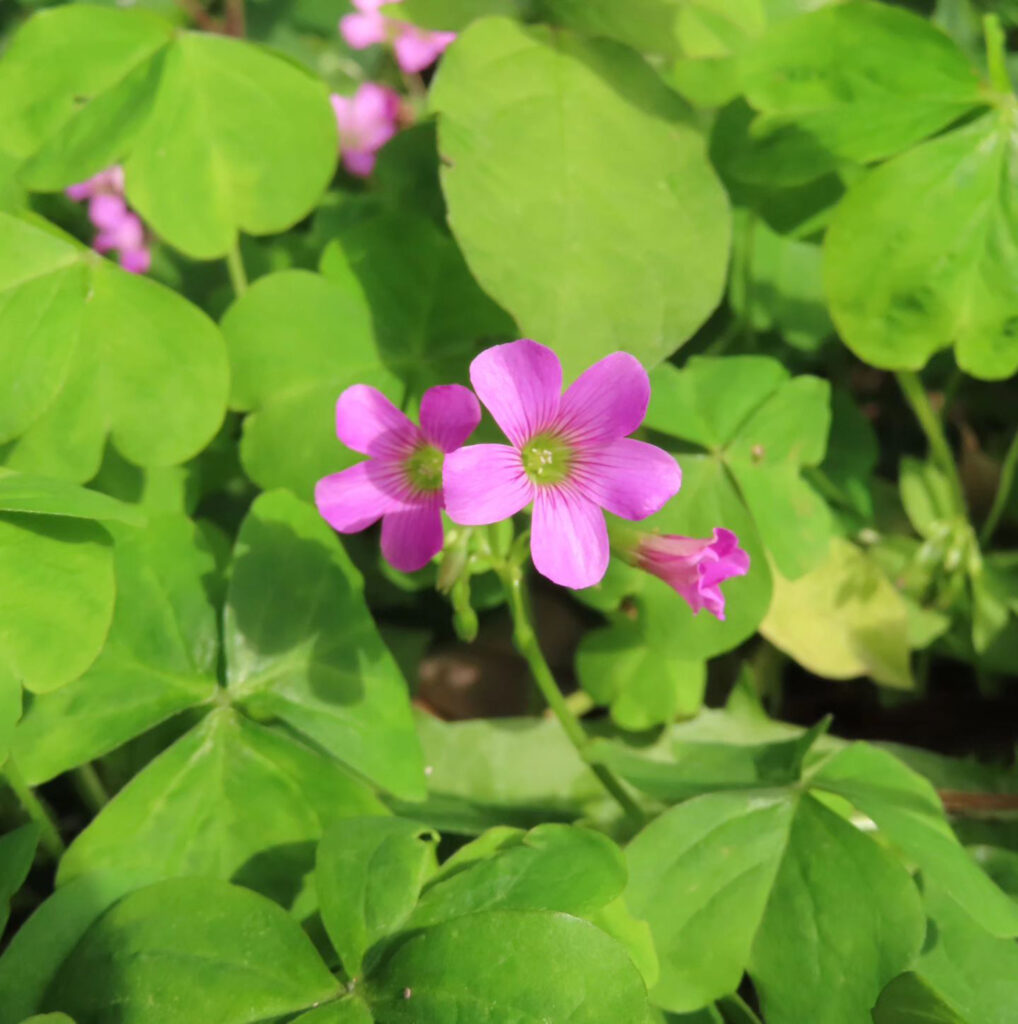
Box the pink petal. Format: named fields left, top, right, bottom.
left=531, top=488, right=609, bottom=589
left=336, top=384, right=419, bottom=458
left=556, top=351, right=650, bottom=444
left=470, top=339, right=562, bottom=448
left=119, top=246, right=151, bottom=274
left=96, top=211, right=144, bottom=251
left=342, top=149, right=377, bottom=177
left=66, top=181, right=94, bottom=202
left=315, top=460, right=406, bottom=533
left=381, top=500, right=443, bottom=572
left=88, top=193, right=128, bottom=231
left=420, top=384, right=481, bottom=453
left=340, top=10, right=389, bottom=47
left=443, top=444, right=534, bottom=525
left=575, top=438, right=681, bottom=520
left=393, top=26, right=447, bottom=72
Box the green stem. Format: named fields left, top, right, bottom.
left=981, top=429, right=1018, bottom=547
left=497, top=564, right=645, bottom=827
left=225, top=238, right=248, bottom=296
left=984, top=14, right=1012, bottom=94
left=3, top=760, right=65, bottom=859
left=896, top=371, right=967, bottom=515
left=718, top=993, right=764, bottom=1024
left=73, top=763, right=109, bottom=814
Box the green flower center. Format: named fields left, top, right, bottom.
left=521, top=432, right=574, bottom=486
left=405, top=443, right=444, bottom=493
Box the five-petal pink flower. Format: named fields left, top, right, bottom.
left=443, top=340, right=682, bottom=590
left=634, top=528, right=750, bottom=620
left=331, top=84, right=402, bottom=177
left=66, top=166, right=151, bottom=273
left=340, top=0, right=456, bottom=73
left=316, top=383, right=481, bottom=572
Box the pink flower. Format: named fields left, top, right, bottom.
left=66, top=165, right=151, bottom=274
left=443, top=340, right=682, bottom=590
left=331, top=84, right=402, bottom=177
left=632, top=528, right=750, bottom=620
left=340, top=0, right=455, bottom=72
left=316, top=383, right=481, bottom=572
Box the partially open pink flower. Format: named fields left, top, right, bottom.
left=316, top=383, right=481, bottom=572
left=66, top=165, right=151, bottom=274
left=632, top=528, right=750, bottom=620
left=443, top=340, right=681, bottom=590
left=340, top=0, right=455, bottom=72
left=331, top=84, right=402, bottom=177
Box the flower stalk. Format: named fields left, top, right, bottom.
left=3, top=760, right=65, bottom=859
left=495, top=559, right=645, bottom=828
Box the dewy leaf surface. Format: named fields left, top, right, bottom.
left=14, top=515, right=219, bottom=783
left=0, top=214, right=227, bottom=481
left=9, top=7, right=337, bottom=259
left=44, top=877, right=340, bottom=1024
left=824, top=110, right=1018, bottom=380
left=222, top=270, right=400, bottom=498
left=431, top=17, right=730, bottom=377
left=366, top=910, right=653, bottom=1023
left=58, top=708, right=386, bottom=893
left=225, top=491, right=425, bottom=800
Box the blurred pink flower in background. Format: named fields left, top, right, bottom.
left=316, top=383, right=481, bottom=572
left=65, top=166, right=151, bottom=273
left=444, top=340, right=682, bottom=590
left=331, top=84, right=402, bottom=176
left=632, top=528, right=750, bottom=620
left=340, top=0, right=456, bottom=73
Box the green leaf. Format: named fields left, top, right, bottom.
left=407, top=823, right=626, bottom=929
left=0, top=866, right=163, bottom=1024
left=738, top=1, right=986, bottom=184
left=895, top=884, right=1018, bottom=1024
left=626, top=790, right=924, bottom=1017
left=813, top=743, right=1018, bottom=937
left=899, top=457, right=955, bottom=539
left=365, top=910, right=653, bottom=1023
left=873, top=973, right=968, bottom=1024
left=45, top=877, right=340, bottom=1023
left=534, top=0, right=684, bottom=58
left=0, top=664, right=18, bottom=769
left=19, top=1016, right=76, bottom=1024
left=761, top=538, right=914, bottom=689
left=589, top=717, right=827, bottom=802
left=10, top=8, right=337, bottom=259
left=316, top=817, right=438, bottom=978
left=747, top=795, right=924, bottom=1024
left=0, top=469, right=143, bottom=525
left=626, top=790, right=795, bottom=1011
left=577, top=619, right=706, bottom=730
left=0, top=214, right=228, bottom=481
left=0, top=824, right=39, bottom=936
left=13, top=515, right=219, bottom=783
left=430, top=17, right=730, bottom=377
left=0, top=6, right=173, bottom=159
left=401, top=713, right=603, bottom=834
left=0, top=512, right=114, bottom=693
left=319, top=205, right=513, bottom=391
left=58, top=708, right=387, bottom=899
left=647, top=356, right=833, bottom=580
left=824, top=110, right=1018, bottom=380
left=222, top=269, right=399, bottom=498
left=729, top=212, right=832, bottom=351
left=393, top=0, right=523, bottom=31
left=226, top=490, right=425, bottom=800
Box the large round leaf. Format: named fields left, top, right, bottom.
left=0, top=214, right=227, bottom=481
left=5, top=6, right=337, bottom=259
left=430, top=17, right=730, bottom=377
